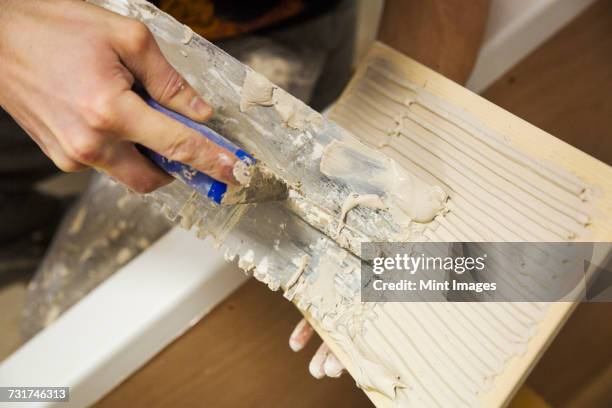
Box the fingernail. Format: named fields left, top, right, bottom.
left=289, top=319, right=310, bottom=352
left=191, top=96, right=212, bottom=119
left=289, top=338, right=302, bottom=352
left=232, top=159, right=253, bottom=186
left=309, top=359, right=325, bottom=379
left=323, top=354, right=344, bottom=378
left=215, top=152, right=240, bottom=185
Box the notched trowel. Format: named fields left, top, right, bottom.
left=90, top=0, right=420, bottom=313
left=141, top=98, right=289, bottom=205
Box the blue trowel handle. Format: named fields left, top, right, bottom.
left=140, top=98, right=254, bottom=204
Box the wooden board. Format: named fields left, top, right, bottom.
left=88, top=5, right=612, bottom=404
left=336, top=42, right=612, bottom=231
left=321, top=42, right=612, bottom=407
left=83, top=2, right=611, bottom=407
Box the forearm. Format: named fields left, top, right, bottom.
left=377, top=0, right=490, bottom=84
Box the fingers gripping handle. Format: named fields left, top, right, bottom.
left=140, top=98, right=254, bottom=204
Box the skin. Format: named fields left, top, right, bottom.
left=0, top=0, right=240, bottom=193
left=291, top=0, right=491, bottom=378
left=1, top=0, right=489, bottom=380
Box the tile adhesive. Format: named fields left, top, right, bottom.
left=88, top=2, right=604, bottom=407
left=236, top=59, right=594, bottom=407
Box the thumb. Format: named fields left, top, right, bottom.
left=113, top=20, right=212, bottom=122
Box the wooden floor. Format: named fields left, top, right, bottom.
left=98, top=1, right=612, bottom=406
left=483, top=0, right=612, bottom=167
left=96, top=281, right=373, bottom=408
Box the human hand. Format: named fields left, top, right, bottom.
left=289, top=318, right=345, bottom=379
left=0, top=0, right=240, bottom=193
